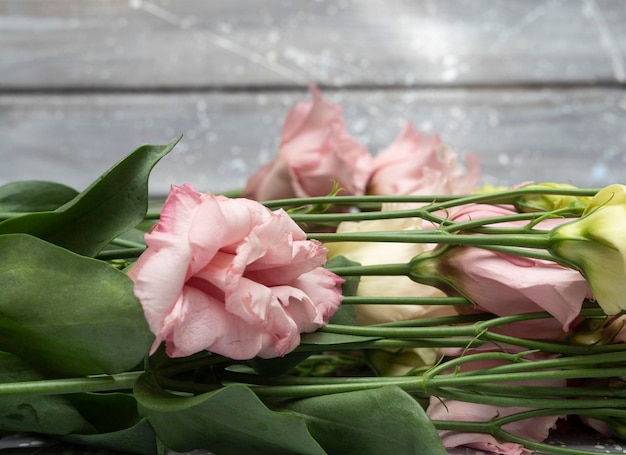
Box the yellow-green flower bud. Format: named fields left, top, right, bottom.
left=549, top=184, right=626, bottom=315
left=515, top=183, right=591, bottom=213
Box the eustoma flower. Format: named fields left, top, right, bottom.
left=129, top=184, right=344, bottom=360
left=428, top=356, right=565, bottom=455
left=410, top=204, right=590, bottom=338
left=549, top=184, right=626, bottom=315
left=368, top=121, right=480, bottom=196
left=243, top=85, right=371, bottom=200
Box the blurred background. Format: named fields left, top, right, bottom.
left=2, top=0, right=626, bottom=196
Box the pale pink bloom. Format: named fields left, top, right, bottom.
left=434, top=245, right=588, bottom=336
left=129, top=184, right=344, bottom=360
left=439, top=204, right=591, bottom=335
left=368, top=121, right=480, bottom=196
left=428, top=357, right=564, bottom=455
left=243, top=85, right=371, bottom=201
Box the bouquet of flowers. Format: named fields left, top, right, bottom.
left=2, top=86, right=626, bottom=455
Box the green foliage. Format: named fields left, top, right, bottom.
left=0, top=351, right=95, bottom=435
left=326, top=255, right=361, bottom=325
left=0, top=233, right=153, bottom=377
left=134, top=369, right=447, bottom=455
left=282, top=386, right=447, bottom=455
left=0, top=139, right=178, bottom=256
left=61, top=418, right=157, bottom=455
left=0, top=180, right=78, bottom=212
left=134, top=372, right=326, bottom=455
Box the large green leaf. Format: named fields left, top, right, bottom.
left=0, top=351, right=155, bottom=453
left=0, top=351, right=95, bottom=435
left=0, top=180, right=78, bottom=212
left=134, top=373, right=326, bottom=455
left=283, top=386, right=447, bottom=455
left=0, top=233, right=153, bottom=377
left=0, top=139, right=179, bottom=256
left=61, top=418, right=157, bottom=455
left=67, top=392, right=141, bottom=433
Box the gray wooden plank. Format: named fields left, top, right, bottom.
left=2, top=88, right=625, bottom=196
left=1, top=0, right=625, bottom=88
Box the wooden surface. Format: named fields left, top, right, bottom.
left=3, top=0, right=626, bottom=196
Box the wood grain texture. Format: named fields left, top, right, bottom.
left=2, top=0, right=626, bottom=89
left=3, top=88, right=625, bottom=195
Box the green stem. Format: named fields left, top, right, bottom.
left=492, top=426, right=608, bottom=455
left=0, top=371, right=142, bottom=397
left=433, top=409, right=613, bottom=455
left=426, top=385, right=626, bottom=409
left=436, top=350, right=626, bottom=378
left=289, top=208, right=431, bottom=224
left=340, top=295, right=472, bottom=306
left=309, top=231, right=552, bottom=249
left=327, top=263, right=410, bottom=276
left=260, top=187, right=600, bottom=211
left=470, top=244, right=563, bottom=262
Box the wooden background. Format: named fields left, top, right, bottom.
left=2, top=0, right=626, bottom=197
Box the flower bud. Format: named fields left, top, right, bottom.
left=410, top=244, right=589, bottom=334
left=549, top=184, right=626, bottom=315
left=367, top=348, right=439, bottom=377
left=514, top=183, right=591, bottom=213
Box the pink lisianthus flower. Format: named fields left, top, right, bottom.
left=242, top=85, right=372, bottom=201
left=368, top=121, right=480, bottom=196
left=129, top=184, right=344, bottom=360
left=413, top=204, right=590, bottom=337
left=426, top=245, right=588, bottom=337
left=428, top=356, right=565, bottom=455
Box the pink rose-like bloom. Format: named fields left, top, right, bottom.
left=129, top=184, right=344, bottom=360
left=368, top=121, right=480, bottom=196
left=434, top=204, right=591, bottom=336
left=428, top=357, right=565, bottom=455
left=242, top=86, right=372, bottom=201
left=432, top=245, right=588, bottom=337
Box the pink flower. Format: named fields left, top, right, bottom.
left=432, top=245, right=588, bottom=336
left=242, top=86, right=371, bottom=201
left=129, top=184, right=344, bottom=360
left=368, top=121, right=480, bottom=195
left=413, top=204, right=590, bottom=337
left=428, top=357, right=564, bottom=455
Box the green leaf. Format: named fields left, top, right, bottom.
left=0, top=351, right=95, bottom=435
left=246, top=351, right=312, bottom=376
left=0, top=351, right=155, bottom=453
left=0, top=180, right=78, bottom=212
left=67, top=393, right=141, bottom=433
left=282, top=386, right=447, bottom=455
left=61, top=418, right=157, bottom=455
left=0, top=233, right=153, bottom=377
left=0, top=139, right=179, bottom=256
left=134, top=372, right=327, bottom=455
left=325, top=255, right=361, bottom=326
